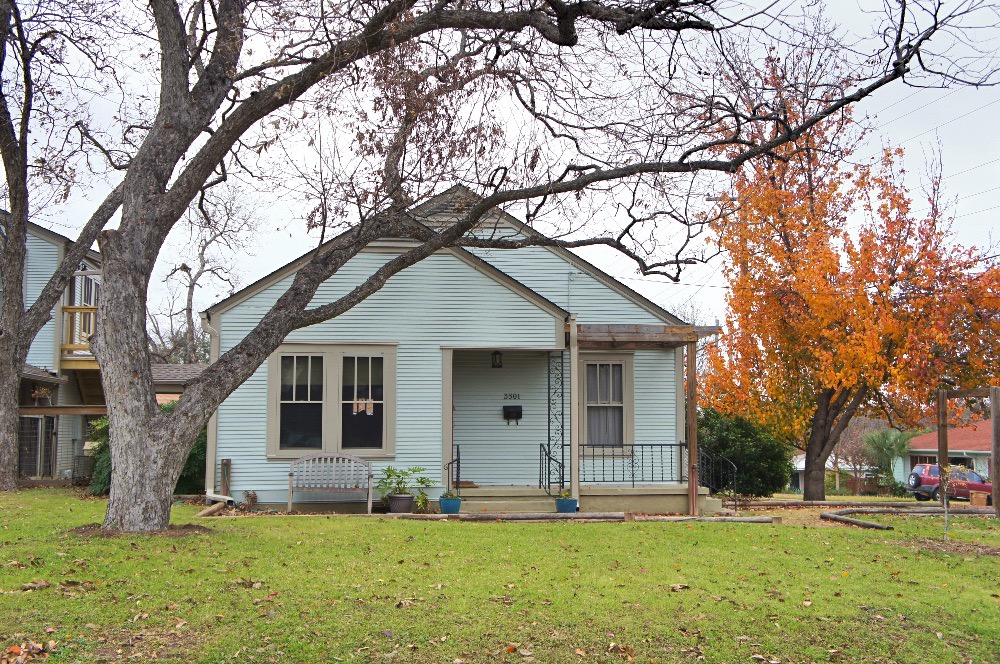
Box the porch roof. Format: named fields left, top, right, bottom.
left=19, top=363, right=67, bottom=385
left=573, top=324, right=720, bottom=349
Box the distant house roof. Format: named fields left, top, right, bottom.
left=19, top=363, right=67, bottom=384
left=151, top=363, right=208, bottom=387
left=909, top=424, right=994, bottom=454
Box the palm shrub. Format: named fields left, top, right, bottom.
left=863, top=428, right=914, bottom=496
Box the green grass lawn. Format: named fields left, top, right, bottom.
left=1, top=489, right=997, bottom=663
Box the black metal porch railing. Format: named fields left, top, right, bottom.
left=698, top=450, right=738, bottom=508
left=539, top=444, right=565, bottom=495
left=444, top=445, right=461, bottom=495
left=574, top=443, right=688, bottom=487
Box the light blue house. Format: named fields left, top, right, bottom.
left=14, top=223, right=103, bottom=482
left=204, top=187, right=719, bottom=513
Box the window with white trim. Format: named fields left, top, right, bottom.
left=267, top=344, right=396, bottom=459
left=581, top=354, right=633, bottom=447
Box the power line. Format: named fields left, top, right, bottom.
left=899, top=97, right=1000, bottom=145
left=943, top=157, right=1000, bottom=182
left=876, top=89, right=958, bottom=127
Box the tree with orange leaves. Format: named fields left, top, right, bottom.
left=703, top=137, right=1000, bottom=500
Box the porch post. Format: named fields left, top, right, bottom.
left=990, top=387, right=999, bottom=517
left=568, top=315, right=580, bottom=500
left=441, top=349, right=454, bottom=489
left=937, top=389, right=948, bottom=506
left=686, top=341, right=698, bottom=516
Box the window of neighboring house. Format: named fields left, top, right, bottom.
left=267, top=344, right=396, bottom=459
left=582, top=354, right=633, bottom=447
left=911, top=455, right=936, bottom=470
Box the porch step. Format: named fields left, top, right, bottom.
left=453, top=489, right=557, bottom=513
left=458, top=498, right=557, bottom=513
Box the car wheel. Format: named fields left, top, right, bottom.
left=914, top=493, right=931, bottom=502
left=907, top=473, right=921, bottom=489
left=931, top=488, right=941, bottom=502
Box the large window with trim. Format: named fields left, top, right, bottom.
left=581, top=353, right=633, bottom=447
left=267, top=344, right=396, bottom=459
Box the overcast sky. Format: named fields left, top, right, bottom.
left=39, top=2, right=1000, bottom=326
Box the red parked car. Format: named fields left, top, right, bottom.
left=907, top=464, right=993, bottom=504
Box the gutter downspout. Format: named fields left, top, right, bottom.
left=200, top=311, right=221, bottom=496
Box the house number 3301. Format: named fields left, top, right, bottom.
left=503, top=393, right=520, bottom=400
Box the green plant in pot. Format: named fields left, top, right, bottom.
left=555, top=488, right=578, bottom=514
left=377, top=466, right=433, bottom=513
left=438, top=489, right=462, bottom=515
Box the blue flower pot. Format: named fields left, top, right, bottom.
left=555, top=498, right=578, bottom=513
left=439, top=497, right=462, bottom=514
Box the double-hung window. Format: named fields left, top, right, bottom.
left=267, top=344, right=396, bottom=459
left=582, top=354, right=633, bottom=447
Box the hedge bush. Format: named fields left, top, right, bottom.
left=697, top=407, right=792, bottom=499
left=88, top=401, right=206, bottom=496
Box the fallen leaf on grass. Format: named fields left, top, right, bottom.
left=20, top=580, right=50, bottom=591
left=669, top=584, right=689, bottom=592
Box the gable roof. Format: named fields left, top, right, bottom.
left=410, top=185, right=685, bottom=325
left=909, top=424, right=994, bottom=454
left=205, top=221, right=568, bottom=321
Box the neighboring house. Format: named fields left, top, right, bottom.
left=788, top=453, right=874, bottom=493
left=892, top=424, right=993, bottom=483
left=203, top=186, right=719, bottom=513
left=152, top=363, right=208, bottom=405
left=15, top=222, right=104, bottom=483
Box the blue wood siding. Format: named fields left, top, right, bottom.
left=24, top=230, right=60, bottom=369
left=467, top=247, right=666, bottom=325
left=452, top=350, right=549, bottom=486
left=215, top=250, right=562, bottom=502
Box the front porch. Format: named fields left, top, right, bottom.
left=442, top=323, right=719, bottom=515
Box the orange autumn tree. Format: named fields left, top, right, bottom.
left=704, top=143, right=1000, bottom=500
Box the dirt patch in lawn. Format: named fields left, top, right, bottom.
left=69, top=523, right=212, bottom=538
left=902, top=537, right=1000, bottom=557
left=741, top=506, right=842, bottom=527
left=84, top=628, right=203, bottom=661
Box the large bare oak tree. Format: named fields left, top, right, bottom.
left=2, top=0, right=997, bottom=529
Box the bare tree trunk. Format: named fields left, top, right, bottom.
left=802, top=439, right=829, bottom=501
left=0, top=348, right=22, bottom=491
left=94, top=238, right=189, bottom=531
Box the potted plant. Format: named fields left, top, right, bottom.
left=376, top=466, right=433, bottom=513
left=438, top=490, right=462, bottom=514
left=31, top=386, right=53, bottom=407
left=555, top=489, right=578, bottom=513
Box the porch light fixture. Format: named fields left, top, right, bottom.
left=491, top=350, right=503, bottom=369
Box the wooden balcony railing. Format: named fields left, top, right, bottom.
left=62, top=306, right=97, bottom=356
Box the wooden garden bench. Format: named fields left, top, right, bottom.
left=287, top=453, right=374, bottom=513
